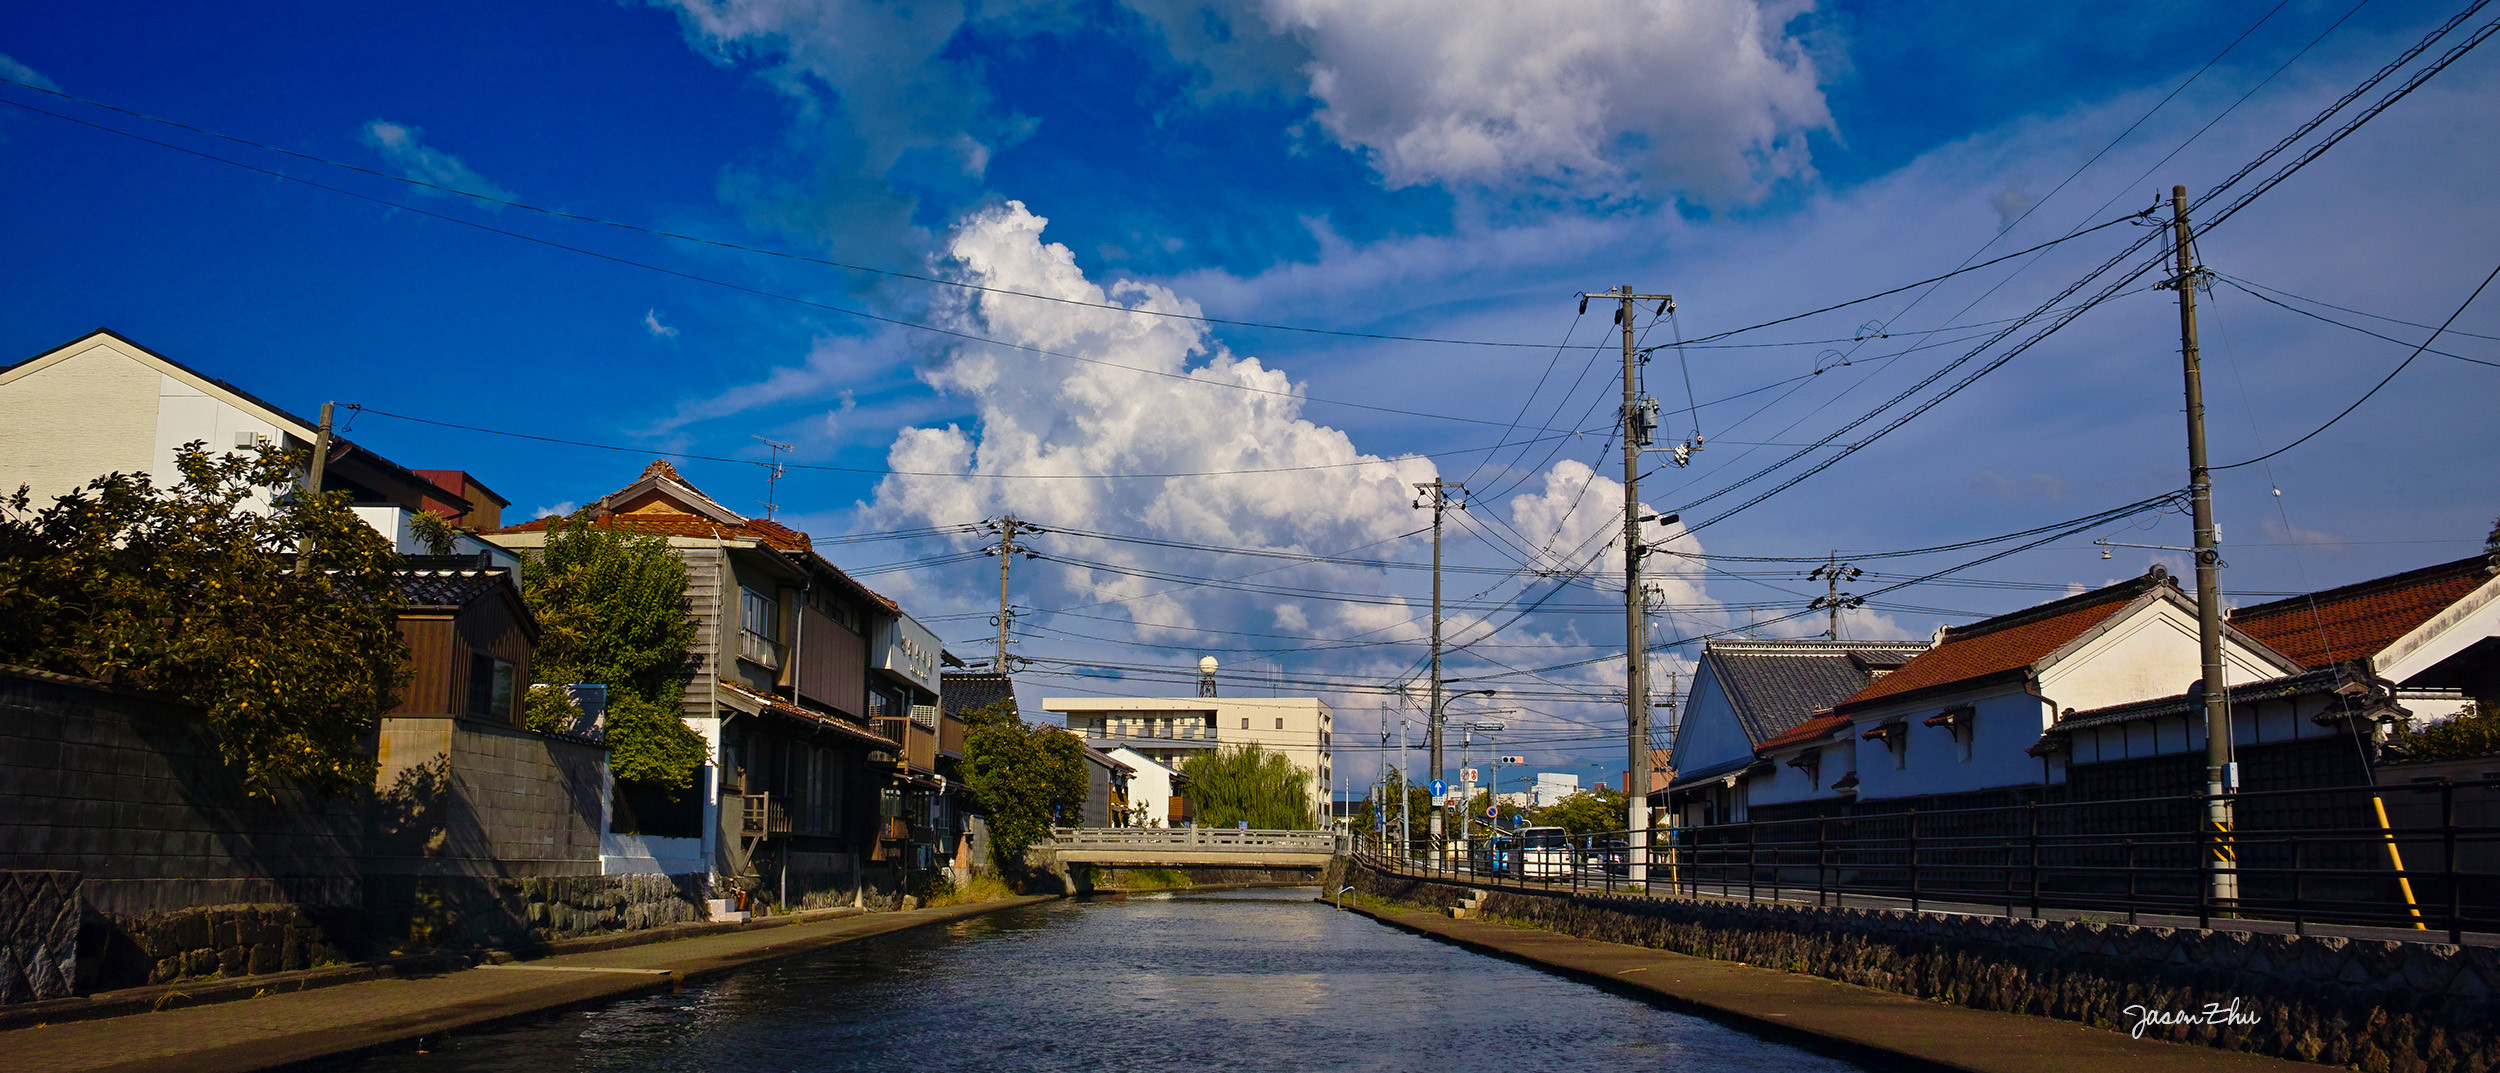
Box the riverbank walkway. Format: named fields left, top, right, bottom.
left=1339, top=896, right=2336, bottom=1073
left=0, top=896, right=1052, bottom=1073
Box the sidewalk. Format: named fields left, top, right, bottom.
left=0, top=896, right=1053, bottom=1073
left=1337, top=897, right=2334, bottom=1073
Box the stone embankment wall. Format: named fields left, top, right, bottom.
left=1336, top=857, right=2498, bottom=1073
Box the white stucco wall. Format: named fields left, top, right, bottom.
left=2036, top=597, right=2293, bottom=714
left=1667, top=661, right=1756, bottom=779
left=1, top=334, right=295, bottom=510
left=1105, top=746, right=1178, bottom=825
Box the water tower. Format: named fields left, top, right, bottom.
left=1196, top=655, right=1219, bottom=697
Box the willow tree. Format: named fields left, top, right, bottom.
left=1179, top=744, right=1314, bottom=829
left=0, top=443, right=406, bottom=798
left=517, top=513, right=708, bottom=787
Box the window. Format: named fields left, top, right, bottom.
left=740, top=587, right=784, bottom=669
left=468, top=654, right=516, bottom=723
left=1275, top=717, right=1285, bottom=730
left=1241, top=717, right=1250, bottom=729
left=742, top=587, right=781, bottom=642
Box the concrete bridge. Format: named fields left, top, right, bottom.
left=1047, top=827, right=1337, bottom=868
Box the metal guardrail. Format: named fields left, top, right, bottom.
left=1353, top=776, right=2500, bottom=944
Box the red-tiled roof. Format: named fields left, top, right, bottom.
left=1756, top=711, right=1849, bottom=753
left=492, top=510, right=815, bottom=553
left=1832, top=570, right=2172, bottom=713
left=2228, top=555, right=2496, bottom=668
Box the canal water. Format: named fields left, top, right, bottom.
left=330, top=889, right=1870, bottom=1073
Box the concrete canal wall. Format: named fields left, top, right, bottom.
left=1331, top=856, right=2498, bottom=1073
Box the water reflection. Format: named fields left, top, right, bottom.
left=329, top=888, right=1868, bottom=1073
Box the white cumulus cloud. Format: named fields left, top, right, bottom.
left=1137, top=0, right=1833, bottom=197
left=360, top=120, right=516, bottom=205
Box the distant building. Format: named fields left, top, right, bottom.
left=1101, top=745, right=1181, bottom=826
left=1528, top=771, right=1580, bottom=808
left=1047, top=693, right=1333, bottom=823
left=0, top=328, right=510, bottom=567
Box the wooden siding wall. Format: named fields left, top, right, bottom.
left=799, top=606, right=868, bottom=718
left=457, top=593, right=534, bottom=727
left=679, top=546, right=724, bottom=721
left=392, top=616, right=456, bottom=714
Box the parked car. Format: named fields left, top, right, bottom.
left=1518, top=826, right=1574, bottom=879
left=1584, top=838, right=1629, bottom=876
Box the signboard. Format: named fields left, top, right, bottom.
left=874, top=610, right=942, bottom=695
left=1462, top=767, right=1479, bottom=783
left=1429, top=779, right=1446, bottom=797
left=1485, top=804, right=1499, bottom=819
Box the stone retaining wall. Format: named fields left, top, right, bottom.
left=1337, top=857, right=2499, bottom=1073
left=0, top=871, right=78, bottom=1002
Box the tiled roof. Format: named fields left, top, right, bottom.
left=492, top=511, right=816, bottom=553
left=2047, top=665, right=2361, bottom=732
left=395, top=560, right=510, bottom=610
left=1756, top=711, right=1851, bottom=753
left=1701, top=638, right=1927, bottom=745
left=2227, top=555, right=2496, bottom=668
left=1833, top=569, right=2174, bottom=713
left=942, top=672, right=1017, bottom=718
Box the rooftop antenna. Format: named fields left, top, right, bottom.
left=753, top=435, right=792, bottom=519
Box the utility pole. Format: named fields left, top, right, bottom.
left=292, top=401, right=336, bottom=575
left=1413, top=480, right=1464, bottom=854
left=987, top=516, right=1030, bottom=671
left=1584, top=284, right=1673, bottom=885
left=2166, top=185, right=2235, bottom=908
left=1397, top=701, right=1411, bottom=859
left=1807, top=553, right=1863, bottom=640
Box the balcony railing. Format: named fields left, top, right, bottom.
left=737, top=629, right=784, bottom=670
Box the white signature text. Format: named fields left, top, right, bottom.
left=2122, top=998, right=2262, bottom=1039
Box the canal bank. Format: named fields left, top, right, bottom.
left=1328, top=895, right=2331, bottom=1073
left=0, top=896, right=1053, bottom=1073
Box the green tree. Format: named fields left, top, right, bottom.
left=1178, top=744, right=1315, bottom=829
left=516, top=513, right=708, bottom=786
left=958, top=701, right=1089, bottom=869
left=1535, top=786, right=1629, bottom=837
left=2389, top=700, right=2500, bottom=761
left=1463, top=789, right=1532, bottom=832
left=1352, top=767, right=1433, bottom=837
left=0, top=443, right=407, bottom=798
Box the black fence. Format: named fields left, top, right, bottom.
left=1355, top=776, right=2500, bottom=943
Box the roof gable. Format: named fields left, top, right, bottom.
left=2228, top=555, right=2498, bottom=668
left=1700, top=638, right=1926, bottom=745
left=1835, top=568, right=2174, bottom=712
left=2, top=328, right=320, bottom=438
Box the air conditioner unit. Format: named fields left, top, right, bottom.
left=233, top=431, right=268, bottom=449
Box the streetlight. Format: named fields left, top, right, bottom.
left=1431, top=688, right=1495, bottom=857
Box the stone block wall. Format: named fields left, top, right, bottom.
left=0, top=669, right=364, bottom=918
left=89, top=904, right=351, bottom=987
left=0, top=871, right=79, bottom=1002
left=1342, top=858, right=2500, bottom=1073
left=361, top=873, right=710, bottom=954
left=371, top=715, right=605, bottom=878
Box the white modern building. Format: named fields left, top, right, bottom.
left=1102, top=745, right=1181, bottom=826
left=1046, top=694, right=1334, bottom=823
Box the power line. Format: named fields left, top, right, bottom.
left=340, top=403, right=1595, bottom=480
left=2211, top=275, right=2500, bottom=368
left=2216, top=258, right=2500, bottom=469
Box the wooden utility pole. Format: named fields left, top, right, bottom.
left=292, top=401, right=335, bottom=575
left=1413, top=479, right=1463, bottom=852
left=2167, top=184, right=2236, bottom=908
left=990, top=515, right=1027, bottom=671
left=1583, top=283, right=1673, bottom=885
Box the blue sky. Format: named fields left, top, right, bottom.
left=4, top=1, right=2494, bottom=788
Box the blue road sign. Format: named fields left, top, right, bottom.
left=1429, top=779, right=1447, bottom=797
left=1485, top=804, right=1499, bottom=819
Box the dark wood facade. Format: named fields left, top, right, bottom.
left=390, top=566, right=537, bottom=727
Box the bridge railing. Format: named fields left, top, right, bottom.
left=1051, top=827, right=1336, bottom=852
